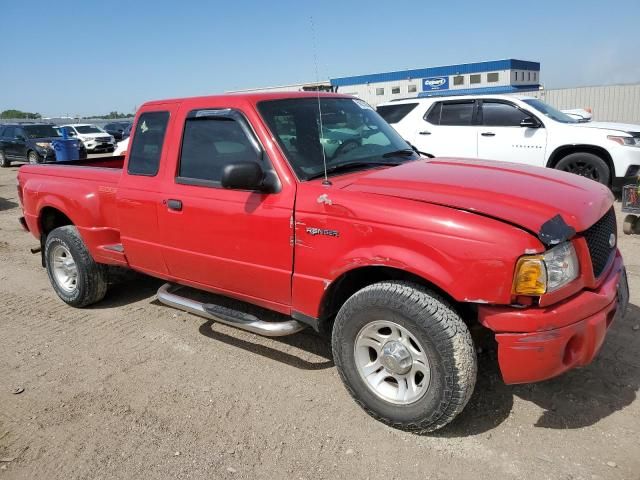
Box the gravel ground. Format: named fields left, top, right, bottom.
left=0, top=163, right=639, bottom=480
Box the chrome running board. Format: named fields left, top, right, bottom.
left=157, top=283, right=305, bottom=337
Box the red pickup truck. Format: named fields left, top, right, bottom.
left=17, top=92, right=628, bottom=432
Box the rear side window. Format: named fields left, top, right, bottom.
left=3, top=127, right=14, bottom=138
left=178, top=112, right=258, bottom=185
left=439, top=102, right=475, bottom=126
left=424, top=103, right=442, bottom=124
left=127, top=111, right=170, bottom=176
left=376, top=103, right=418, bottom=124
left=481, top=101, right=530, bottom=126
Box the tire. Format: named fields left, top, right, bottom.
left=0, top=150, right=10, bottom=168
left=623, top=214, right=638, bottom=235
left=44, top=225, right=108, bottom=307
left=27, top=150, right=41, bottom=164
left=331, top=281, right=477, bottom=433
left=554, top=152, right=610, bottom=185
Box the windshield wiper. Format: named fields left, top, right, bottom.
left=382, top=148, right=417, bottom=158
left=307, top=160, right=403, bottom=181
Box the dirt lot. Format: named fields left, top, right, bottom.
left=0, top=163, right=639, bottom=480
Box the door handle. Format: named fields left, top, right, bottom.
left=166, top=199, right=183, bottom=211
left=481, top=132, right=496, bottom=137
left=418, top=131, right=431, bottom=135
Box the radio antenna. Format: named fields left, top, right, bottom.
left=310, top=16, right=331, bottom=186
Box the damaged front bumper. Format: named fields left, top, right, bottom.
left=478, top=251, right=627, bottom=384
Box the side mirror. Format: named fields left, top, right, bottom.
left=520, top=117, right=540, bottom=128
left=221, top=162, right=272, bottom=192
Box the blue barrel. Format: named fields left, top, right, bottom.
left=51, top=139, right=80, bottom=161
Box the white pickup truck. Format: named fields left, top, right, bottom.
left=377, top=95, right=640, bottom=187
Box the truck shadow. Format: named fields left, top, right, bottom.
left=0, top=197, right=18, bottom=212
left=436, top=303, right=640, bottom=437
left=198, top=319, right=333, bottom=371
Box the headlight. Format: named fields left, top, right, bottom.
left=513, top=242, right=579, bottom=295
left=608, top=135, right=640, bottom=147
left=35, top=142, right=50, bottom=149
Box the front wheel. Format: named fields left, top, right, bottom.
left=331, top=281, right=477, bottom=433
left=0, top=150, right=10, bottom=167
left=27, top=150, right=41, bottom=164
left=555, top=152, right=610, bottom=185
left=44, top=226, right=108, bottom=307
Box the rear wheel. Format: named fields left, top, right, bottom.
left=0, top=150, right=10, bottom=167
left=45, top=226, right=108, bottom=307
left=27, top=150, right=40, bottom=164
left=555, top=152, right=610, bottom=185
left=331, top=281, right=477, bottom=433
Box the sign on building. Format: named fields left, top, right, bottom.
left=422, top=76, right=449, bottom=91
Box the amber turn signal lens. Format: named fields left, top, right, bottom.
left=513, top=257, right=547, bottom=295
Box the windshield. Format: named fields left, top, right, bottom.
left=24, top=125, right=61, bottom=139
left=522, top=98, right=579, bottom=124
left=258, top=97, right=418, bottom=180
left=75, top=125, right=104, bottom=134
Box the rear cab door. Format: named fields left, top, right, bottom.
left=476, top=99, right=547, bottom=166
left=116, top=104, right=177, bottom=277
left=413, top=99, right=479, bottom=158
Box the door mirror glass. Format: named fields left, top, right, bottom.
left=221, top=161, right=267, bottom=191
left=520, top=117, right=540, bottom=128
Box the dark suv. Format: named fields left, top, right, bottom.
left=0, top=123, right=87, bottom=167
left=104, top=121, right=132, bottom=141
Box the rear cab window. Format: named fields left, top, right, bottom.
left=376, top=103, right=418, bottom=124
left=127, top=111, right=170, bottom=176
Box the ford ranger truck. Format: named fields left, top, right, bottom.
left=17, top=92, right=629, bottom=433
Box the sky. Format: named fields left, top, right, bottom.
left=1, top=0, right=638, bottom=117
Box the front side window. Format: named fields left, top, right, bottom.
left=258, top=97, right=417, bottom=181
left=178, top=112, right=258, bottom=184
left=481, top=101, right=530, bottom=126
left=376, top=103, right=418, bottom=124
left=127, top=111, right=170, bottom=176
left=3, top=127, right=14, bottom=138
left=439, top=101, right=475, bottom=126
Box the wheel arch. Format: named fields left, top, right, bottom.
left=38, top=206, right=75, bottom=266
left=546, top=144, right=615, bottom=179
left=317, top=265, right=472, bottom=335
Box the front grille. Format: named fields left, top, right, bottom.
left=582, top=207, right=616, bottom=277
left=96, top=136, right=111, bottom=142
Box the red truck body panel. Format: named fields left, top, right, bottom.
left=17, top=92, right=625, bottom=384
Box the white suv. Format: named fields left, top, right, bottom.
left=377, top=95, right=640, bottom=187
left=61, top=124, right=115, bottom=153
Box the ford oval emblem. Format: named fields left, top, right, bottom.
left=609, top=233, right=616, bottom=248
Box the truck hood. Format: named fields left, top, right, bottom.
left=573, top=121, right=640, bottom=134
left=343, top=158, right=613, bottom=240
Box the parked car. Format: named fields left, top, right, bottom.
left=61, top=124, right=115, bottom=153
left=113, top=137, right=129, bottom=156
left=377, top=95, right=640, bottom=188
left=0, top=123, right=86, bottom=166
left=121, top=123, right=132, bottom=140
left=17, top=92, right=628, bottom=433
left=104, top=121, right=132, bottom=141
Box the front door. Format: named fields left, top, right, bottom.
left=476, top=100, right=547, bottom=167
left=157, top=108, right=294, bottom=308
left=412, top=99, right=479, bottom=158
